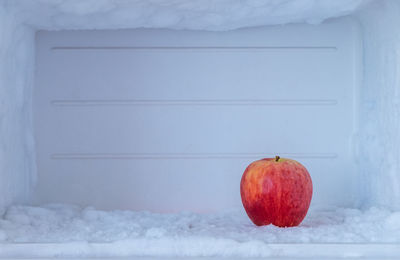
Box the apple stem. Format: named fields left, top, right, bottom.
left=275, top=155, right=280, bottom=162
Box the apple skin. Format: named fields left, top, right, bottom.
left=240, top=157, right=312, bottom=227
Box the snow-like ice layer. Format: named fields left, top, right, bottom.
left=0, top=204, right=400, bottom=257
left=356, top=0, right=400, bottom=209
left=7, top=0, right=369, bottom=31
left=0, top=2, right=36, bottom=214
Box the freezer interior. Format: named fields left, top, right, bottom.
left=1, top=0, right=400, bottom=258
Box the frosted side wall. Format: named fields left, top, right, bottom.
left=357, top=0, right=400, bottom=209
left=0, top=3, right=36, bottom=214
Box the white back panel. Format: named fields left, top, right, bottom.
left=34, top=19, right=361, bottom=212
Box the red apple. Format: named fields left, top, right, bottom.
left=240, top=156, right=312, bottom=227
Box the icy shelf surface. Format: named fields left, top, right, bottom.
left=1, top=204, right=400, bottom=254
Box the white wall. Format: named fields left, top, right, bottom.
left=0, top=3, right=36, bottom=214
left=357, top=0, right=400, bottom=209
left=33, top=22, right=360, bottom=211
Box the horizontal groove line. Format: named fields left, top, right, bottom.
left=51, top=153, right=338, bottom=160
left=51, top=99, right=338, bottom=106
left=6, top=242, right=399, bottom=245
left=51, top=46, right=338, bottom=51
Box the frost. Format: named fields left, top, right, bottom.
left=0, top=204, right=400, bottom=257
left=5, top=0, right=369, bottom=31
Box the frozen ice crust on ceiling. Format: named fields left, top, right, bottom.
left=5, top=0, right=370, bottom=30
